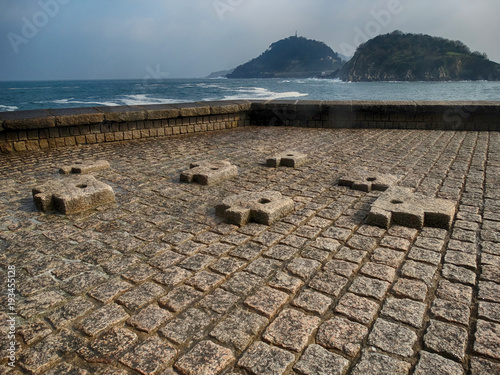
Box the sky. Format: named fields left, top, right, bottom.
left=0, top=0, right=499, bottom=81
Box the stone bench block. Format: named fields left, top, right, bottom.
left=180, top=160, right=238, bottom=186
left=367, top=187, right=456, bottom=230
left=339, top=171, right=399, bottom=192
left=216, top=191, right=295, bottom=226
left=59, top=160, right=110, bottom=175
left=33, top=175, right=115, bottom=214
left=267, top=151, right=308, bottom=168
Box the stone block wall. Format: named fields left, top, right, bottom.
left=1, top=100, right=499, bottom=153
left=250, top=100, right=500, bottom=131
left=0, top=101, right=251, bottom=153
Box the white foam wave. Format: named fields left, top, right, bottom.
left=8, top=87, right=52, bottom=90
left=52, top=99, right=120, bottom=107
left=222, top=87, right=308, bottom=100
left=0, top=105, right=19, bottom=112
left=49, top=95, right=188, bottom=107
left=119, top=94, right=189, bottom=106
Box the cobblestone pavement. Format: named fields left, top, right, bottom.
left=1, top=126, right=499, bottom=374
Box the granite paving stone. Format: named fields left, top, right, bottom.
left=334, top=293, right=379, bottom=325
left=371, top=247, right=406, bottom=268
left=88, top=278, right=133, bottom=303
left=160, top=308, right=215, bottom=345
left=368, top=319, right=418, bottom=357
left=127, top=304, right=172, bottom=333
left=470, top=357, right=500, bottom=375
left=79, top=303, right=129, bottom=336
left=478, top=280, right=500, bottom=302
left=431, top=298, right=471, bottom=325
left=360, top=262, right=396, bottom=282
left=264, top=244, right=298, bottom=261
left=18, top=320, right=53, bottom=345
left=351, top=351, right=411, bottom=375
left=424, top=320, right=468, bottom=361
left=245, top=286, right=289, bottom=318
left=222, top=271, right=264, bottom=296
left=153, top=267, right=193, bottom=287
left=78, top=327, right=138, bottom=364
left=474, top=320, right=500, bottom=360
left=268, top=271, right=304, bottom=293
left=230, top=242, right=267, bottom=260
left=46, top=297, right=95, bottom=329
left=291, top=289, right=332, bottom=315
left=348, top=276, right=391, bottom=300
left=316, top=316, right=368, bottom=357
left=159, top=284, right=203, bottom=312
left=478, top=301, right=500, bottom=323
left=185, top=270, right=224, bottom=291
left=200, top=288, right=240, bottom=314
left=323, top=259, right=359, bottom=278
left=210, top=307, right=269, bottom=352
left=293, top=344, right=350, bottom=375
left=381, top=297, right=427, bottom=328
left=120, top=336, right=176, bottom=375
left=116, top=281, right=166, bottom=311
left=238, top=341, right=295, bottom=375
left=414, top=351, right=464, bottom=375
left=401, top=260, right=438, bottom=286
left=44, top=362, right=89, bottom=375
left=263, top=308, right=321, bottom=352
left=17, top=291, right=66, bottom=319
left=391, top=278, right=428, bottom=301
left=308, top=270, right=348, bottom=297
left=442, top=263, right=477, bottom=285
left=19, top=329, right=85, bottom=373
left=175, top=340, right=235, bottom=375
left=435, top=279, right=473, bottom=304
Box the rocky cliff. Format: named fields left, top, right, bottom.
left=335, top=31, right=500, bottom=81
left=227, top=35, right=345, bottom=79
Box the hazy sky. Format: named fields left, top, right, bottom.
left=1, top=0, right=499, bottom=81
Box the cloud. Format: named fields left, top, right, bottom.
left=0, top=0, right=498, bottom=80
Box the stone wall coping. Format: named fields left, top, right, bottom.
left=1, top=100, right=499, bottom=132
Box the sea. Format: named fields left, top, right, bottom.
left=1, top=78, right=499, bottom=112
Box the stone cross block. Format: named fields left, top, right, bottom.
left=339, top=171, right=398, bottom=192
left=267, top=151, right=307, bottom=168
left=367, top=187, right=456, bottom=230
left=59, top=160, right=110, bottom=175
left=180, top=160, right=238, bottom=186
left=33, top=175, right=115, bottom=214
left=216, top=191, right=295, bottom=226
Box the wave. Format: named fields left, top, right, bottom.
left=48, top=95, right=188, bottom=107
left=222, top=86, right=308, bottom=100
left=119, top=94, right=189, bottom=106
left=0, top=105, right=19, bottom=112
left=52, top=98, right=120, bottom=107
left=8, top=87, right=52, bottom=90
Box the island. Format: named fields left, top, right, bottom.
left=225, top=35, right=345, bottom=79
left=333, top=31, right=500, bottom=81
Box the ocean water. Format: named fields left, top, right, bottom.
left=1, top=78, right=499, bottom=112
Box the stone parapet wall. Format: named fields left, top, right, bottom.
left=251, top=100, right=500, bottom=131
left=0, top=101, right=252, bottom=153
left=1, top=100, right=499, bottom=153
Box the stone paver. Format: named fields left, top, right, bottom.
left=2, top=126, right=498, bottom=374
left=351, top=351, right=411, bottom=375
left=175, top=340, right=235, bottom=375
left=238, top=341, right=294, bottom=375
left=263, top=308, right=321, bottom=352
left=294, top=344, right=350, bottom=375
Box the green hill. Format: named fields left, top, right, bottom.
left=335, top=31, right=500, bottom=81
left=227, top=35, right=345, bottom=79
